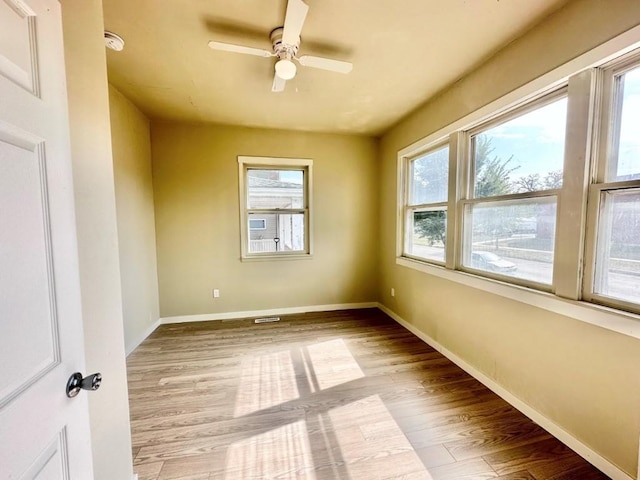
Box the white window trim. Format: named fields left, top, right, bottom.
left=395, top=25, right=640, bottom=341
left=238, top=156, right=313, bottom=261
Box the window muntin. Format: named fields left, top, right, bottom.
left=404, top=145, right=449, bottom=264
left=239, top=158, right=312, bottom=259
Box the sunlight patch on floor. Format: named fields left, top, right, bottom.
left=305, top=338, right=364, bottom=390
left=224, top=419, right=313, bottom=480
left=234, top=349, right=299, bottom=417
left=229, top=343, right=431, bottom=478
left=325, top=394, right=434, bottom=480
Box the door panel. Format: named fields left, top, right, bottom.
left=20, top=431, right=69, bottom=480
left=0, top=0, right=94, bottom=478
left=0, top=0, right=39, bottom=94
left=0, top=133, right=58, bottom=408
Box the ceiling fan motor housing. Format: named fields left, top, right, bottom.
left=270, top=26, right=299, bottom=59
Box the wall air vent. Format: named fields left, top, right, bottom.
left=254, top=317, right=280, bottom=324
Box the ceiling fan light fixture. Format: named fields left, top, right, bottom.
left=275, top=58, right=296, bottom=80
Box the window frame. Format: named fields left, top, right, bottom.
left=238, top=156, right=313, bottom=261
left=457, top=88, right=568, bottom=290
left=582, top=53, right=640, bottom=314
left=402, top=141, right=450, bottom=266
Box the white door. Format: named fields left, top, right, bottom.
left=0, top=0, right=95, bottom=478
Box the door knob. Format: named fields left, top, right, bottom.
left=66, top=372, right=102, bottom=398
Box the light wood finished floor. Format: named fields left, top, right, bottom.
left=127, top=309, right=609, bottom=480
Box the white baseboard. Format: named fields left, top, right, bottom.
left=159, top=302, right=378, bottom=324
left=377, top=303, right=633, bottom=480
left=125, top=318, right=161, bottom=356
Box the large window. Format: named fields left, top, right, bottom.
left=238, top=157, right=312, bottom=259
left=462, top=94, right=567, bottom=287
left=397, top=47, right=640, bottom=318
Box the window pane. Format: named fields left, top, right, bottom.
left=463, top=197, right=557, bottom=284
left=472, top=98, right=567, bottom=198
left=612, top=67, right=640, bottom=181
left=405, top=209, right=446, bottom=262
left=248, top=213, right=305, bottom=253
left=593, top=190, right=640, bottom=303
left=249, top=219, right=266, bottom=230
left=247, top=169, right=304, bottom=209
left=409, top=146, right=449, bottom=205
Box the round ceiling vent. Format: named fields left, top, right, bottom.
left=104, top=31, right=125, bottom=51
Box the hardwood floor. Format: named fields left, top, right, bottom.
left=127, top=309, right=609, bottom=480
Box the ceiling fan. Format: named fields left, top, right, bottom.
left=208, top=0, right=353, bottom=92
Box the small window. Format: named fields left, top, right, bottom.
left=403, top=145, right=449, bottom=264
left=238, top=157, right=312, bottom=259
left=249, top=219, right=266, bottom=230
left=462, top=93, right=567, bottom=287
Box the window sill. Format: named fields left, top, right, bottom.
left=396, top=256, right=640, bottom=340
left=241, top=253, right=313, bottom=262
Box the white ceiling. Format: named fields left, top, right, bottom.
left=102, top=0, right=570, bottom=136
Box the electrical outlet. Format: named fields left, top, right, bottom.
left=391, top=287, right=395, bottom=297
left=213, top=289, right=220, bottom=298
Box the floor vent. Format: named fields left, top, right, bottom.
left=254, top=317, right=280, bottom=324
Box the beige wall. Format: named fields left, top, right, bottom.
left=109, top=85, right=160, bottom=353
left=61, top=2, right=134, bottom=479
left=152, top=123, right=378, bottom=317
left=379, top=0, right=640, bottom=476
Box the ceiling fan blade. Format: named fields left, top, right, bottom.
left=208, top=41, right=273, bottom=58
left=281, top=0, right=309, bottom=46
left=272, top=73, right=286, bottom=93
left=297, top=55, right=353, bottom=74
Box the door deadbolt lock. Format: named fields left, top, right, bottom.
left=66, top=372, right=102, bottom=398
